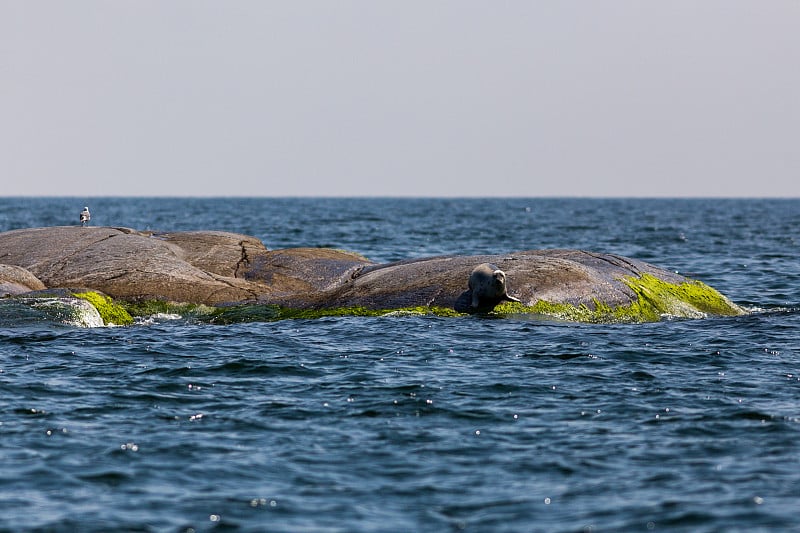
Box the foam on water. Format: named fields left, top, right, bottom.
left=134, top=312, right=184, bottom=326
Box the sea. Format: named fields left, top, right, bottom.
left=0, top=197, right=798, bottom=532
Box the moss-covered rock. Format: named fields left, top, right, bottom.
left=73, top=291, right=134, bottom=326
left=207, top=304, right=463, bottom=324
left=622, top=273, right=744, bottom=319
left=120, top=299, right=215, bottom=320
left=492, top=273, right=745, bottom=323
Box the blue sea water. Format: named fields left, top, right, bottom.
left=0, top=198, right=798, bottom=532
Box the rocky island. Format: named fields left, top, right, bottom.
left=0, top=226, right=745, bottom=326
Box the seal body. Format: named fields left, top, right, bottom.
left=467, top=263, right=521, bottom=311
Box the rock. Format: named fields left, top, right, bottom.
left=0, top=226, right=745, bottom=321
left=248, top=247, right=375, bottom=304
left=152, top=230, right=269, bottom=278
left=0, top=264, right=46, bottom=296
left=312, top=250, right=685, bottom=311
left=0, top=226, right=377, bottom=306
left=0, top=227, right=265, bottom=304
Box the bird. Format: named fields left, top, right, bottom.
left=80, top=206, right=91, bottom=226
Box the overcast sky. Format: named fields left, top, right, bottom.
left=2, top=1, right=798, bottom=197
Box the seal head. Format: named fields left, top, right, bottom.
left=465, top=263, right=521, bottom=312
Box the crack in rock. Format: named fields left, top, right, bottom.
left=234, top=241, right=250, bottom=278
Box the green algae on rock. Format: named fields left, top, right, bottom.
left=120, top=299, right=216, bottom=321
left=207, top=304, right=464, bottom=324
left=73, top=291, right=134, bottom=326
left=622, top=273, right=744, bottom=318
left=492, top=273, right=745, bottom=323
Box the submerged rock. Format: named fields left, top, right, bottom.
left=1, top=297, right=105, bottom=328
left=0, top=226, right=745, bottom=323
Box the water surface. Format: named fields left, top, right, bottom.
left=1, top=198, right=798, bottom=531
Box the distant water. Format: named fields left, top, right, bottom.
left=1, top=198, right=798, bottom=532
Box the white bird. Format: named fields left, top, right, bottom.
left=80, top=206, right=91, bottom=226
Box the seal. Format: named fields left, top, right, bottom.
left=467, top=263, right=521, bottom=311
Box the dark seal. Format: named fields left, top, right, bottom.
left=455, top=263, right=521, bottom=313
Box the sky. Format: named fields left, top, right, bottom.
left=1, top=1, right=798, bottom=197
